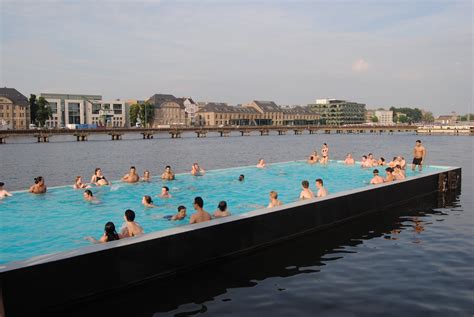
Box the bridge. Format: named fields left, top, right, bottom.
left=0, top=125, right=418, bottom=144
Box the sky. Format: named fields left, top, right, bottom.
left=1, top=0, right=472, bottom=115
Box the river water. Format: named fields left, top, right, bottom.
left=0, top=133, right=473, bottom=316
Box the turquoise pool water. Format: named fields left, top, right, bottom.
left=0, top=161, right=448, bottom=265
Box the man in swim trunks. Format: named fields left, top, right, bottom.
left=412, top=140, right=426, bottom=171
left=299, top=180, right=315, bottom=200
left=370, top=169, right=384, bottom=184
left=190, top=197, right=212, bottom=224
left=315, top=178, right=328, bottom=197
left=120, top=209, right=144, bottom=238
left=171, top=205, right=187, bottom=221
left=29, top=176, right=47, bottom=194
left=158, top=186, right=172, bottom=198
left=122, top=166, right=139, bottom=183
left=321, top=143, right=329, bottom=164
left=83, top=189, right=94, bottom=201
left=161, top=165, right=175, bottom=180
left=0, top=182, right=13, bottom=199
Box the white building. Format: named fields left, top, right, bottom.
left=374, top=110, right=394, bottom=125
left=178, top=97, right=198, bottom=126
left=88, top=100, right=128, bottom=127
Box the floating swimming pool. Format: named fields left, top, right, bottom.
left=0, top=161, right=449, bottom=264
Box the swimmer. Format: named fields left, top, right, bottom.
left=85, top=222, right=120, bottom=244
left=370, top=169, right=384, bottom=184
left=378, top=157, right=386, bottom=166
left=158, top=186, right=172, bottom=198
left=122, top=166, right=139, bottom=183
left=29, top=176, right=47, bottom=194
left=0, top=182, right=13, bottom=199
left=307, top=152, right=319, bottom=164
left=142, top=170, right=151, bottom=182
left=161, top=165, right=175, bottom=180
left=190, top=196, right=212, bottom=224
left=388, top=157, right=397, bottom=168
left=120, top=209, right=144, bottom=238
left=73, top=176, right=90, bottom=189
left=83, top=189, right=95, bottom=202
left=412, top=140, right=426, bottom=171
left=397, top=156, right=407, bottom=170
left=320, top=143, right=329, bottom=164
left=361, top=155, right=372, bottom=168
left=299, top=180, right=315, bottom=200
left=142, top=195, right=156, bottom=208
left=238, top=174, right=245, bottom=182
left=257, top=158, right=266, bottom=168
left=315, top=178, right=328, bottom=197
left=344, top=153, right=355, bottom=165
left=393, top=165, right=406, bottom=180
left=385, top=167, right=395, bottom=182
left=191, top=163, right=205, bottom=176
left=267, top=191, right=283, bottom=208
left=171, top=205, right=187, bottom=221
left=91, top=168, right=110, bottom=186
left=367, top=153, right=377, bottom=166
left=214, top=201, right=231, bottom=218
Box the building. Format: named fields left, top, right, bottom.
left=146, top=94, right=186, bottom=126
left=374, top=110, right=394, bottom=125
left=0, top=87, right=30, bottom=130
left=40, top=93, right=129, bottom=128
left=435, top=112, right=459, bottom=125
left=177, top=97, right=198, bottom=126
left=195, top=103, right=259, bottom=126
left=308, top=99, right=366, bottom=125
left=243, top=100, right=283, bottom=125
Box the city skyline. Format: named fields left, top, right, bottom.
left=1, top=0, right=472, bottom=116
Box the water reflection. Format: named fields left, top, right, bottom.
left=49, top=191, right=460, bottom=317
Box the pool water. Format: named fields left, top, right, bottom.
left=0, top=161, right=447, bottom=265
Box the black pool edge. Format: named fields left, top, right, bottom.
left=0, top=167, right=462, bottom=316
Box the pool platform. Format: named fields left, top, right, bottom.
left=0, top=165, right=462, bottom=316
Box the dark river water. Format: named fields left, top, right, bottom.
left=0, top=133, right=473, bottom=316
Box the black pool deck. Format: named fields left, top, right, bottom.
left=0, top=167, right=462, bottom=316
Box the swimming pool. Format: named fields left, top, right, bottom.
left=0, top=161, right=448, bottom=264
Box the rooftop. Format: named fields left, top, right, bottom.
left=0, top=87, right=29, bottom=107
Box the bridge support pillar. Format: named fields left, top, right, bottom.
left=294, top=130, right=303, bottom=135
left=0, top=136, right=7, bottom=144
left=260, top=130, right=269, bottom=136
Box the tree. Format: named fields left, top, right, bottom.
left=129, top=103, right=154, bottom=127
left=29, top=94, right=38, bottom=123
left=129, top=104, right=140, bottom=126
left=460, top=113, right=473, bottom=121
left=36, top=97, right=52, bottom=127
left=421, top=111, right=434, bottom=123
left=371, top=116, right=379, bottom=123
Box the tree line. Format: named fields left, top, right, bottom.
left=29, top=94, right=52, bottom=127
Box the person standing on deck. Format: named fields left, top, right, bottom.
left=412, top=140, right=426, bottom=171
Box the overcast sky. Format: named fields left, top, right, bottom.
left=1, top=0, right=472, bottom=115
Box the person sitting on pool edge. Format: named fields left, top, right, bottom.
left=91, top=168, right=110, bottom=186
left=158, top=186, right=172, bottom=198
left=214, top=201, right=231, bottom=218
left=0, top=182, right=13, bottom=199
left=29, top=176, right=47, bottom=194
left=120, top=209, right=144, bottom=238
left=257, top=158, right=266, bottom=168
left=299, top=180, right=315, bottom=200
left=170, top=205, right=187, bottom=221
left=122, top=166, right=139, bottom=183
left=191, top=163, right=205, bottom=176
left=238, top=174, right=245, bottom=182
left=85, top=221, right=120, bottom=244
left=190, top=196, right=212, bottom=224
left=142, top=195, right=156, bottom=208
left=315, top=178, right=328, bottom=198
left=161, top=165, right=175, bottom=180
left=370, top=169, right=384, bottom=184
left=268, top=191, right=283, bottom=208
left=73, top=176, right=90, bottom=189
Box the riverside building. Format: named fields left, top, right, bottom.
left=0, top=87, right=30, bottom=130
left=308, top=99, right=366, bottom=125
left=146, top=94, right=186, bottom=126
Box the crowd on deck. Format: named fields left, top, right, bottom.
left=0, top=140, right=426, bottom=244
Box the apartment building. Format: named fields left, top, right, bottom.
left=308, top=99, right=366, bottom=125
left=0, top=87, right=30, bottom=129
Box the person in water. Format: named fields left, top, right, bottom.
left=158, top=186, right=172, bottom=198
left=73, top=176, right=90, bottom=189
left=122, top=166, right=139, bottom=183
left=370, top=169, right=384, bottom=184
left=315, top=178, right=328, bottom=197
left=0, top=182, right=13, bottom=199
left=142, top=195, right=156, bottom=207
left=320, top=143, right=329, bottom=164
left=397, top=156, right=407, bottom=170
left=120, top=209, right=144, bottom=238
left=393, top=165, right=406, bottom=180
left=385, top=167, right=395, bottom=182
left=161, top=165, right=175, bottom=180
left=268, top=191, right=283, bottom=208
left=367, top=153, right=377, bottom=166
left=238, top=174, right=245, bottom=182
left=91, top=168, right=110, bottom=186
left=83, top=189, right=95, bottom=201
left=361, top=155, right=372, bottom=168
left=307, top=152, right=319, bottom=164
left=171, top=205, right=187, bottom=221
left=85, top=221, right=120, bottom=244
left=29, top=176, right=47, bottom=194
left=344, top=153, right=355, bottom=165
left=190, top=196, right=212, bottom=224
left=378, top=157, right=386, bottom=166
left=214, top=201, right=231, bottom=218
left=191, top=163, right=205, bottom=176
left=257, top=158, right=266, bottom=168
left=299, top=180, right=315, bottom=200
left=142, top=170, right=151, bottom=182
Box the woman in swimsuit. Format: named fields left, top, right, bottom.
left=321, top=143, right=329, bottom=164
left=73, top=176, right=89, bottom=189
left=91, top=168, right=110, bottom=186
left=85, top=222, right=120, bottom=243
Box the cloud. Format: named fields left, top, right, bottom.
left=352, top=59, right=370, bottom=73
